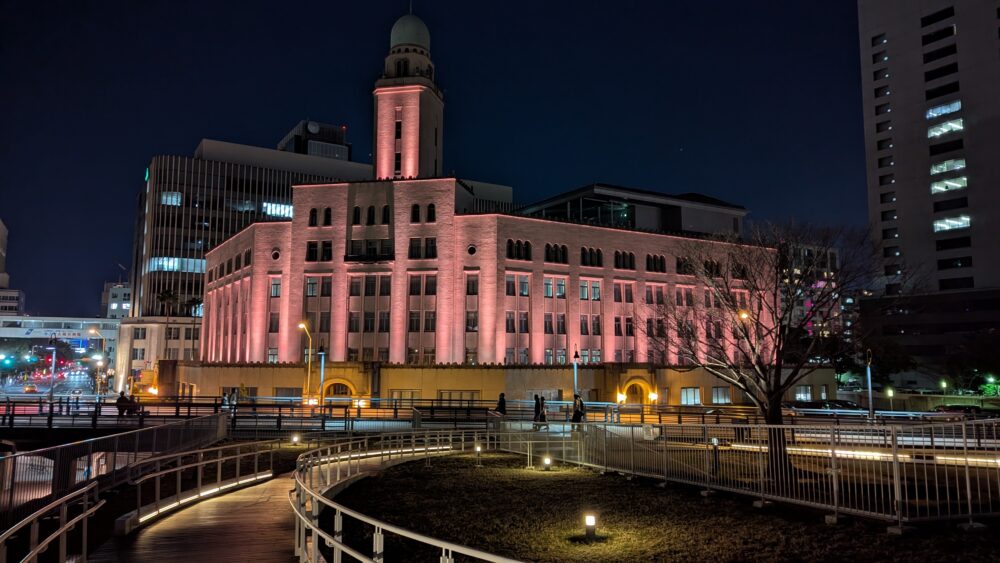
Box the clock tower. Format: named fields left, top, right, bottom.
left=373, top=14, right=444, bottom=180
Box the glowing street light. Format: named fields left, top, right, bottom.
left=940, top=380, right=948, bottom=393
left=616, top=392, right=627, bottom=404
left=648, top=391, right=658, bottom=403
left=543, top=456, right=552, bottom=471
left=738, top=310, right=750, bottom=320
left=298, top=322, right=313, bottom=403
left=584, top=514, right=597, bottom=539
left=886, top=388, right=894, bottom=411
left=291, top=434, right=300, bottom=445
left=475, top=444, right=482, bottom=467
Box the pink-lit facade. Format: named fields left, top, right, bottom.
left=201, top=14, right=753, bottom=368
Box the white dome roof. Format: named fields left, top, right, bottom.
left=390, top=14, right=430, bottom=51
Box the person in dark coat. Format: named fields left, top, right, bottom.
left=115, top=391, right=129, bottom=417
left=496, top=393, right=507, bottom=415
left=538, top=396, right=549, bottom=431
left=532, top=394, right=541, bottom=430
left=571, top=394, right=585, bottom=426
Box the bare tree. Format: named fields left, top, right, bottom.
left=641, top=222, right=884, bottom=425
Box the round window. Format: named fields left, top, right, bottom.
left=271, top=249, right=280, bottom=260
left=467, top=245, right=477, bottom=255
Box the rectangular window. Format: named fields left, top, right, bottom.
left=624, top=284, right=633, bottom=303
left=579, top=281, right=589, bottom=300
left=929, top=138, right=963, bottom=156
left=936, top=236, right=971, bottom=250
left=393, top=152, right=402, bottom=175
left=580, top=314, right=589, bottom=335
left=871, top=33, right=886, bottom=46
left=614, top=317, right=622, bottom=336
left=933, top=197, right=967, bottom=212
left=306, top=277, right=318, bottom=297
left=378, top=311, right=390, bottom=332
left=880, top=192, right=896, bottom=203
left=927, top=118, right=963, bottom=138
left=408, top=312, right=420, bottom=332
left=877, top=156, right=893, bottom=168
left=930, top=158, right=965, bottom=174
left=505, top=275, right=516, bottom=296
left=940, top=277, right=974, bottom=290
left=519, top=312, right=529, bottom=333
left=925, top=62, right=958, bottom=82
left=544, top=278, right=553, bottom=298
left=680, top=387, right=701, bottom=405
left=876, top=120, right=891, bottom=133
left=884, top=246, right=901, bottom=258
left=363, top=312, right=375, bottom=332
left=348, top=312, right=360, bottom=333
left=614, top=284, right=622, bottom=302
left=319, top=312, right=331, bottom=332
left=346, top=277, right=359, bottom=296
left=132, top=327, right=147, bottom=340
left=424, top=238, right=437, bottom=259
left=926, top=81, right=960, bottom=101
left=465, top=311, right=478, bottom=332
left=544, top=349, right=554, bottom=365
left=131, top=348, right=146, bottom=361
left=882, top=227, right=899, bottom=240
left=424, top=275, right=436, bottom=296
left=591, top=281, right=601, bottom=301
left=921, top=6, right=954, bottom=27
left=466, top=275, right=479, bottom=296
left=874, top=85, right=890, bottom=98
left=625, top=317, right=634, bottom=336
left=305, top=241, right=318, bottom=262
left=923, top=44, right=957, bottom=64
left=592, top=315, right=601, bottom=336
left=794, top=385, right=812, bottom=401
left=409, top=276, right=421, bottom=296
left=321, top=277, right=332, bottom=297
left=424, top=311, right=436, bottom=332
left=938, top=256, right=972, bottom=270
left=364, top=275, right=376, bottom=296
left=270, top=278, right=281, bottom=297
left=877, top=138, right=893, bottom=151
left=556, top=349, right=567, bottom=365
left=380, top=275, right=392, bottom=296
left=505, top=312, right=515, bottom=333
left=556, top=279, right=566, bottom=298
left=712, top=386, right=732, bottom=404
left=160, top=191, right=182, bottom=206
left=872, top=50, right=888, bottom=64
left=881, top=210, right=897, bottom=221
left=519, top=275, right=529, bottom=296
left=930, top=176, right=967, bottom=194
left=268, top=313, right=279, bottom=333
left=408, top=238, right=422, bottom=259
left=933, top=215, right=970, bottom=232
left=349, top=240, right=363, bottom=256
left=557, top=314, right=566, bottom=334
left=873, top=68, right=889, bottom=81
left=267, top=348, right=278, bottom=363
left=544, top=313, right=554, bottom=334
left=922, top=24, right=955, bottom=46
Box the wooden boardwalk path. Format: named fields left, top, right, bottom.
left=90, top=475, right=297, bottom=563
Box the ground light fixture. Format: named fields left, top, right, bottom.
left=616, top=392, right=627, bottom=404
left=543, top=456, right=552, bottom=470
left=475, top=444, right=482, bottom=467
left=648, top=391, right=658, bottom=402
left=291, top=434, right=300, bottom=445
left=584, top=514, right=597, bottom=539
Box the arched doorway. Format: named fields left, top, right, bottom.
left=626, top=383, right=645, bottom=404
left=322, top=379, right=356, bottom=397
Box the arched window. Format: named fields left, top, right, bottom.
left=659, top=256, right=666, bottom=272
left=323, top=207, right=332, bottom=226
left=544, top=244, right=552, bottom=262
left=596, top=249, right=603, bottom=267
left=628, top=253, right=635, bottom=270
left=365, top=206, right=375, bottom=225
left=507, top=239, right=514, bottom=259
left=426, top=204, right=436, bottom=222
left=560, top=245, right=568, bottom=264
left=381, top=205, right=390, bottom=225
left=244, top=249, right=252, bottom=266
left=411, top=204, right=420, bottom=223
left=646, top=255, right=653, bottom=271
left=614, top=251, right=622, bottom=269
left=352, top=207, right=361, bottom=225
left=524, top=242, right=532, bottom=261
left=328, top=383, right=350, bottom=396
left=308, top=208, right=318, bottom=227
left=515, top=241, right=524, bottom=260
left=581, top=248, right=589, bottom=266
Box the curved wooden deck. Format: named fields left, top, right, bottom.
left=90, top=475, right=296, bottom=562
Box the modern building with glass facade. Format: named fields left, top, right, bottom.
left=858, top=0, right=1000, bottom=369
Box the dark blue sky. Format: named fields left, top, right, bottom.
left=0, top=1, right=864, bottom=317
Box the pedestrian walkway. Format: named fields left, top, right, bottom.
left=90, top=474, right=297, bottom=563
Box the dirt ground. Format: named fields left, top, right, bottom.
left=332, top=453, right=1000, bottom=562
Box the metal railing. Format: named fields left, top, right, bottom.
left=290, top=429, right=519, bottom=562
left=0, top=481, right=104, bottom=563
left=0, top=413, right=226, bottom=528
left=116, top=440, right=278, bottom=532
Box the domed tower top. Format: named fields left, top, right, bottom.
left=390, top=14, right=430, bottom=51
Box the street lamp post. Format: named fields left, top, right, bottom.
left=298, top=323, right=312, bottom=402
left=47, top=346, right=57, bottom=402
left=865, top=349, right=875, bottom=420
left=572, top=349, right=579, bottom=396
left=89, top=329, right=106, bottom=394
left=318, top=346, right=326, bottom=407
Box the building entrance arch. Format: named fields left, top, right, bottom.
left=322, top=379, right=356, bottom=397
left=621, top=378, right=651, bottom=404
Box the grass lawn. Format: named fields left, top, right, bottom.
left=331, top=453, right=999, bottom=562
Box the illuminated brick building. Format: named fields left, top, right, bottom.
left=202, top=14, right=749, bottom=369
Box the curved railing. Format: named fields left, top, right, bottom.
left=0, top=481, right=105, bottom=562
left=289, top=429, right=520, bottom=562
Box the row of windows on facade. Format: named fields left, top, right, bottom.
left=131, top=327, right=200, bottom=340
left=338, top=204, right=436, bottom=227
left=505, top=239, right=720, bottom=277
left=208, top=249, right=253, bottom=283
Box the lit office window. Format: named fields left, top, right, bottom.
left=925, top=100, right=961, bottom=120
left=262, top=202, right=294, bottom=218
left=927, top=118, right=963, bottom=138
left=933, top=215, right=971, bottom=232
left=147, top=257, right=206, bottom=273
left=930, top=158, right=966, bottom=175
left=160, top=191, right=182, bottom=206
left=930, top=176, right=967, bottom=194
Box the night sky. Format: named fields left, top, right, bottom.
left=0, top=1, right=864, bottom=317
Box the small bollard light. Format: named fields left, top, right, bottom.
left=475, top=444, right=482, bottom=467
left=584, top=514, right=596, bottom=539
left=291, top=434, right=300, bottom=445
left=543, top=456, right=552, bottom=471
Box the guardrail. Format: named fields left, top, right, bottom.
left=114, top=440, right=278, bottom=534
left=0, top=413, right=226, bottom=528
left=0, top=481, right=104, bottom=563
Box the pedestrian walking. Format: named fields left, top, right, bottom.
left=571, top=394, right=585, bottom=430
left=538, top=396, right=549, bottom=431
left=532, top=394, right=541, bottom=431
left=496, top=392, right=507, bottom=415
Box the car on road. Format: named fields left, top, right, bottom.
left=22, top=383, right=37, bottom=393
left=71, top=389, right=84, bottom=396
left=933, top=404, right=982, bottom=414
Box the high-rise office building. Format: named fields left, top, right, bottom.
left=858, top=0, right=1000, bottom=371
left=101, top=282, right=131, bottom=319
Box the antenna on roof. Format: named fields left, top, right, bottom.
left=409, top=0, right=413, bottom=14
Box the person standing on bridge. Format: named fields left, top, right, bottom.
left=496, top=393, right=506, bottom=415
left=115, top=391, right=129, bottom=417
left=537, top=396, right=549, bottom=431
left=571, top=394, right=585, bottom=430
left=532, top=395, right=541, bottom=430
